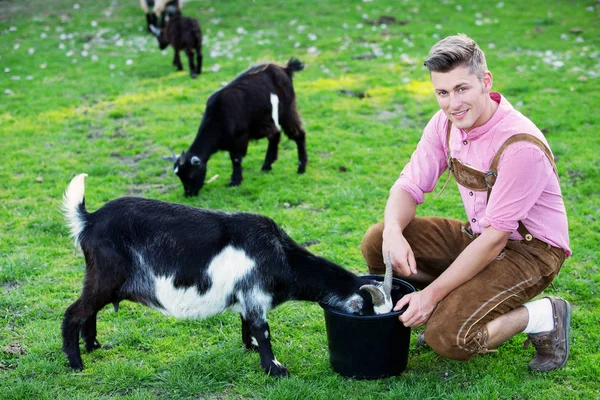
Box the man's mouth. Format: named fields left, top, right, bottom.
left=452, top=109, right=468, bottom=119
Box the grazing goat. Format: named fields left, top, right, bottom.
left=61, top=174, right=392, bottom=377
left=165, top=58, right=307, bottom=196
left=150, top=12, right=202, bottom=78
left=140, top=0, right=182, bottom=32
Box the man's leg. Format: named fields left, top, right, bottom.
left=424, top=240, right=565, bottom=363
left=361, top=217, right=474, bottom=289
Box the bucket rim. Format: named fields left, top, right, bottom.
left=319, top=276, right=416, bottom=320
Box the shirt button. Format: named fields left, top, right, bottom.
left=463, top=140, right=468, bottom=145
left=471, top=218, right=476, bottom=223
left=469, top=191, right=473, bottom=196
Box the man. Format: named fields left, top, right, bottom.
left=361, top=34, right=571, bottom=371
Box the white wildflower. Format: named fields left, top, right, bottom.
left=209, top=63, right=221, bottom=72
left=5, top=89, right=14, bottom=95
left=289, top=19, right=297, bottom=25
left=81, top=51, right=88, bottom=57
left=575, top=37, right=584, bottom=43
left=297, top=25, right=307, bottom=32
left=435, top=24, right=442, bottom=30
left=3, top=68, right=9, bottom=73
left=488, top=43, right=496, bottom=49
left=11, top=76, right=20, bottom=80
left=475, top=20, right=483, bottom=26
left=552, top=61, right=564, bottom=68
left=294, top=41, right=301, bottom=48
left=126, top=59, right=133, bottom=65
left=13, top=43, right=20, bottom=50
left=26, top=75, right=33, bottom=80
left=59, top=33, right=67, bottom=40
left=356, top=23, right=363, bottom=29
left=9, top=26, right=17, bottom=31
left=73, top=3, right=80, bottom=9
left=560, top=33, right=568, bottom=40
left=40, top=32, right=47, bottom=39
left=307, top=46, right=319, bottom=55
left=109, top=63, right=115, bottom=70
left=40, top=63, right=46, bottom=69
left=66, top=50, right=74, bottom=57
left=456, top=5, right=463, bottom=11
left=497, top=1, right=504, bottom=7
left=91, top=20, right=97, bottom=27
left=28, top=48, right=35, bottom=55
left=236, top=27, right=247, bottom=35
left=307, top=33, right=317, bottom=41
left=343, top=23, right=348, bottom=29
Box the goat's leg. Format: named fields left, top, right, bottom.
left=240, top=315, right=259, bottom=351
left=173, top=50, right=183, bottom=71
left=281, top=106, right=308, bottom=174
left=81, top=311, right=101, bottom=352
left=196, top=46, right=203, bottom=75
left=62, top=296, right=110, bottom=370
left=261, top=130, right=281, bottom=172
left=245, top=314, right=289, bottom=377
left=228, top=152, right=244, bottom=187
left=184, top=48, right=197, bottom=78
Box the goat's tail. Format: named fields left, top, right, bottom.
left=62, top=173, right=89, bottom=248
left=285, top=57, right=305, bottom=78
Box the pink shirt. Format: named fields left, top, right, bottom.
left=394, top=93, right=571, bottom=256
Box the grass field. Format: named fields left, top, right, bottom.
left=1, top=0, right=599, bottom=398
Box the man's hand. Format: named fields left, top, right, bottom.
left=382, top=226, right=417, bottom=276
left=394, top=289, right=437, bottom=328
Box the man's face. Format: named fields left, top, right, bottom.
left=431, top=65, right=493, bottom=132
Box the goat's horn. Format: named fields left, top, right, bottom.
left=149, top=24, right=161, bottom=37
left=383, top=251, right=393, bottom=299
left=360, top=284, right=384, bottom=306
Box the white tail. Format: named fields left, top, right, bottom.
left=62, top=173, right=88, bottom=247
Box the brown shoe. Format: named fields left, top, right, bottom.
left=524, top=296, right=571, bottom=372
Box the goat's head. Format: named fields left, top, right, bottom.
left=149, top=24, right=169, bottom=50
left=165, top=151, right=207, bottom=196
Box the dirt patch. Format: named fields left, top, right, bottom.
left=3, top=343, right=26, bottom=356
left=1, top=281, right=20, bottom=291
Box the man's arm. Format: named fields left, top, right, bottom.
left=383, top=186, right=418, bottom=276
left=395, top=225, right=511, bottom=327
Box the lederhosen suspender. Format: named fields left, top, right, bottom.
left=438, top=122, right=559, bottom=242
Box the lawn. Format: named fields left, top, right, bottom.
left=1, top=0, right=599, bottom=399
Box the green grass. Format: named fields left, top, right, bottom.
left=1, top=0, right=599, bottom=398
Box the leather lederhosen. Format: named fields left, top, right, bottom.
left=438, top=122, right=559, bottom=242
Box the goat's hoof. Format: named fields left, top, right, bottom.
left=228, top=181, right=242, bottom=187
left=85, top=340, right=102, bottom=352
left=191, top=73, right=198, bottom=79
left=267, top=365, right=289, bottom=378
left=68, top=360, right=84, bottom=371
left=297, top=166, right=306, bottom=174
left=261, top=165, right=272, bottom=172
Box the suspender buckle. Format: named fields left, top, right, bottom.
left=484, top=170, right=497, bottom=189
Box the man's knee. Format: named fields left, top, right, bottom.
left=360, top=223, right=384, bottom=274
left=424, top=321, right=481, bottom=362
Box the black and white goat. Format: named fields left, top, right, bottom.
left=149, top=11, right=202, bottom=78
left=165, top=58, right=307, bottom=196
left=61, top=174, right=392, bottom=377
left=140, top=0, right=182, bottom=32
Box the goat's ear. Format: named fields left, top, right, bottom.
left=360, top=284, right=385, bottom=306
left=347, top=295, right=364, bottom=312
left=191, top=156, right=202, bottom=166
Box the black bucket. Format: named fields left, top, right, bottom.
left=320, top=275, right=416, bottom=379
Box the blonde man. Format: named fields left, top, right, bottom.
left=361, top=34, right=571, bottom=371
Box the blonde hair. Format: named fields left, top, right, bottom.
left=424, top=34, right=487, bottom=80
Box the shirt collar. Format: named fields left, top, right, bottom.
left=459, top=92, right=512, bottom=140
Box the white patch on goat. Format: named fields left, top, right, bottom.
left=264, top=330, right=269, bottom=339
left=272, top=358, right=283, bottom=368
left=62, top=173, right=88, bottom=248
left=251, top=337, right=259, bottom=347
left=173, top=166, right=179, bottom=174
left=153, top=246, right=255, bottom=318
left=230, top=286, right=273, bottom=318
left=270, top=93, right=281, bottom=130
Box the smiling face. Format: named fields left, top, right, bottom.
left=431, top=64, right=495, bottom=132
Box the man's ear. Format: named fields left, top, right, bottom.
left=482, top=70, right=493, bottom=93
